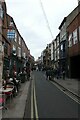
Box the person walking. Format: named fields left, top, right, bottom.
left=63, top=70, right=65, bottom=80
left=46, top=68, right=50, bottom=80
left=26, top=61, right=31, bottom=81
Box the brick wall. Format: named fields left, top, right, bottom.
left=67, top=13, right=80, bottom=57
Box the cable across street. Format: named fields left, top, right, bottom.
left=39, top=0, right=54, bottom=39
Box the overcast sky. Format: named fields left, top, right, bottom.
left=5, top=0, right=78, bottom=60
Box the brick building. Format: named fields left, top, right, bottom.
left=1, top=1, right=33, bottom=78
left=6, top=14, right=31, bottom=75
left=58, top=17, right=67, bottom=77
left=0, top=1, right=3, bottom=82
left=67, top=4, right=80, bottom=78
left=2, top=2, right=11, bottom=78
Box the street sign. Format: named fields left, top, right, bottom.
left=7, top=30, right=15, bottom=39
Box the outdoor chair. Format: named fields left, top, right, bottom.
left=4, top=84, right=14, bottom=103
left=0, top=93, right=7, bottom=110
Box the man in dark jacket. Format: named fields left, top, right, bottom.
left=46, top=67, right=54, bottom=80
left=46, top=68, right=50, bottom=80
left=26, top=61, right=31, bottom=81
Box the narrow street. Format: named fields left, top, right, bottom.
left=24, top=71, right=80, bottom=119
left=1, top=1, right=80, bottom=120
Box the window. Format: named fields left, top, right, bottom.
left=13, top=45, right=16, bottom=51
left=54, top=41, right=56, bottom=50
left=4, top=42, right=8, bottom=55
left=54, top=51, right=56, bottom=61
left=15, top=32, right=17, bottom=42
left=23, top=52, right=26, bottom=58
left=73, top=29, right=77, bottom=44
left=57, top=48, right=59, bottom=59
left=57, top=38, right=59, bottom=47
left=18, top=47, right=21, bottom=57
left=19, top=36, right=21, bottom=45
left=9, top=22, right=13, bottom=26
left=68, top=33, right=72, bottom=47
left=0, top=5, right=3, bottom=19
left=61, top=44, right=63, bottom=50
left=12, top=45, right=16, bottom=55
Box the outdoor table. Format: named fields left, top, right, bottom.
left=0, top=87, right=14, bottom=93
left=0, top=86, right=14, bottom=108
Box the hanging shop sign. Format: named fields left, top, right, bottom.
left=7, top=30, right=15, bottom=39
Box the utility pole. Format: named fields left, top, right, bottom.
left=0, top=0, right=4, bottom=86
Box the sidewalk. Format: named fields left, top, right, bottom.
left=2, top=80, right=30, bottom=119
left=53, top=77, right=80, bottom=98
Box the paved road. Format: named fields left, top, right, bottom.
left=24, top=71, right=80, bottom=119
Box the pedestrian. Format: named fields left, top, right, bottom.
left=63, top=70, right=65, bottom=80
left=26, top=61, right=31, bottom=81
left=50, top=68, right=54, bottom=80
left=46, top=68, right=49, bottom=80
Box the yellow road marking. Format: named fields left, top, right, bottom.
left=31, top=77, right=34, bottom=118
left=31, top=75, right=39, bottom=119
left=34, top=79, right=39, bottom=119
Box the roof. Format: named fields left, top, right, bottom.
left=58, top=17, right=66, bottom=30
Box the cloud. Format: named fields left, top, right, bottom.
left=5, top=0, right=78, bottom=59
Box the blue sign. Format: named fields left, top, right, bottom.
left=7, top=30, right=15, bottom=39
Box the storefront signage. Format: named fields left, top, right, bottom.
left=7, top=30, right=15, bottom=39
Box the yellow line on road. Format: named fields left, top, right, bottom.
left=31, top=76, right=34, bottom=118
left=34, top=78, right=39, bottom=119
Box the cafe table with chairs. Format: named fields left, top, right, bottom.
left=0, top=84, right=14, bottom=110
